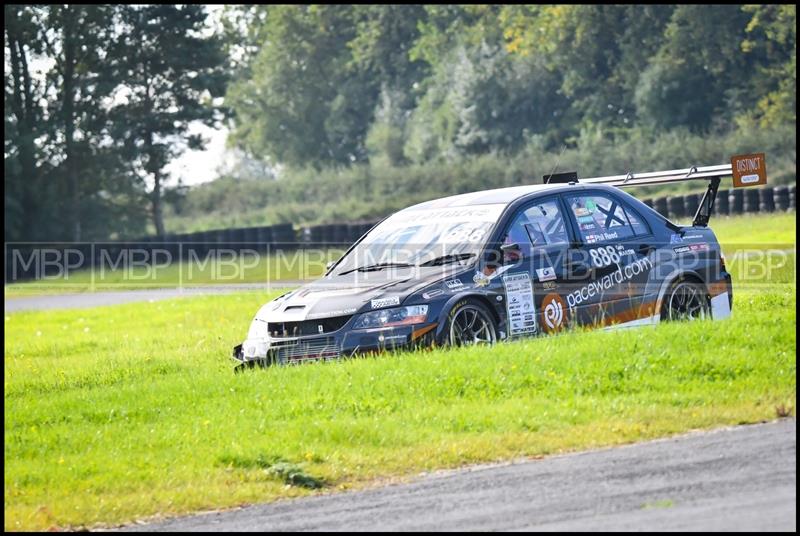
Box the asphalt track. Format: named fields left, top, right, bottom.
left=3, top=283, right=304, bottom=313
left=121, top=418, right=796, bottom=532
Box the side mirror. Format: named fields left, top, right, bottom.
left=500, top=242, right=522, bottom=264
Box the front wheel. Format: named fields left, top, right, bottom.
left=440, top=299, right=498, bottom=347
left=661, top=279, right=710, bottom=322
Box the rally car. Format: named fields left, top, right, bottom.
left=233, top=154, right=766, bottom=366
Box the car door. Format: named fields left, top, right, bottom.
left=495, top=196, right=574, bottom=337
left=561, top=190, right=657, bottom=327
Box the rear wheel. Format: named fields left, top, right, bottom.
left=441, top=299, right=498, bottom=347
left=661, top=279, right=710, bottom=321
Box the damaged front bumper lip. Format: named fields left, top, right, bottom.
left=231, top=322, right=439, bottom=367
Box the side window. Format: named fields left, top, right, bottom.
left=503, top=199, right=568, bottom=260
left=625, top=206, right=651, bottom=237
left=567, top=193, right=636, bottom=243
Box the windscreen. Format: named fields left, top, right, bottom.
left=331, top=204, right=505, bottom=274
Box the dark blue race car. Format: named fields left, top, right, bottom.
left=234, top=155, right=766, bottom=367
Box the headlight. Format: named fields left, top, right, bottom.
left=247, top=319, right=270, bottom=339
left=353, top=305, right=428, bottom=329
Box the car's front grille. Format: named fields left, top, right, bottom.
left=269, top=336, right=341, bottom=363
left=268, top=315, right=352, bottom=337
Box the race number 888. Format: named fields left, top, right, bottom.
left=589, top=246, right=621, bottom=268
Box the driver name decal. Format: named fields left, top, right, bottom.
left=502, top=272, right=537, bottom=336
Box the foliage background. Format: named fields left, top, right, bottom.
left=5, top=5, right=796, bottom=240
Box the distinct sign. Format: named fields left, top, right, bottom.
left=731, top=153, right=767, bottom=188
left=502, top=272, right=537, bottom=336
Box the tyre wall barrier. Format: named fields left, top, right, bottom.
left=653, top=197, right=668, bottom=218
left=714, top=190, right=730, bottom=215
left=667, top=196, right=686, bottom=220
left=6, top=185, right=795, bottom=283
left=729, top=189, right=744, bottom=215
left=758, top=186, right=775, bottom=213
left=743, top=188, right=760, bottom=214
left=773, top=186, right=789, bottom=212
left=684, top=193, right=700, bottom=218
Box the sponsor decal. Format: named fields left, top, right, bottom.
left=535, top=266, right=557, bottom=282
left=371, top=296, right=400, bottom=309
left=444, top=279, right=464, bottom=290
left=580, top=223, right=597, bottom=231
left=541, top=293, right=567, bottom=332
left=673, top=243, right=710, bottom=254
left=578, top=215, right=595, bottom=224
left=542, top=281, right=557, bottom=290
left=309, top=308, right=358, bottom=319
left=422, top=289, right=445, bottom=300
left=473, top=264, right=512, bottom=287
left=670, top=234, right=683, bottom=244
left=682, top=234, right=704, bottom=240
left=574, top=207, right=591, bottom=217
left=502, top=272, right=537, bottom=336
left=566, top=257, right=654, bottom=308
left=473, top=272, right=490, bottom=287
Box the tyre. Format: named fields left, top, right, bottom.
left=438, top=298, right=498, bottom=347
left=661, top=279, right=710, bottom=322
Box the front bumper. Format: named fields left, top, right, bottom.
left=232, top=323, right=437, bottom=366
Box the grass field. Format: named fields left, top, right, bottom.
left=4, top=213, right=796, bottom=297
left=3, top=213, right=797, bottom=530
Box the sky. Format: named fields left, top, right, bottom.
left=165, top=5, right=229, bottom=187
left=165, top=123, right=229, bottom=186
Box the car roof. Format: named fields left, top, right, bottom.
left=403, top=182, right=600, bottom=211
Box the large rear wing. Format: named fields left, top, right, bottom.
left=544, top=153, right=767, bottom=227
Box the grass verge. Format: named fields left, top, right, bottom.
left=4, top=281, right=796, bottom=530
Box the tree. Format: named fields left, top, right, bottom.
left=107, top=5, right=227, bottom=236
left=42, top=5, right=123, bottom=241
left=741, top=4, right=796, bottom=127
left=5, top=5, right=46, bottom=241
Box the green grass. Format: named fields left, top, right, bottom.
left=4, top=282, right=796, bottom=530
left=4, top=214, right=795, bottom=298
